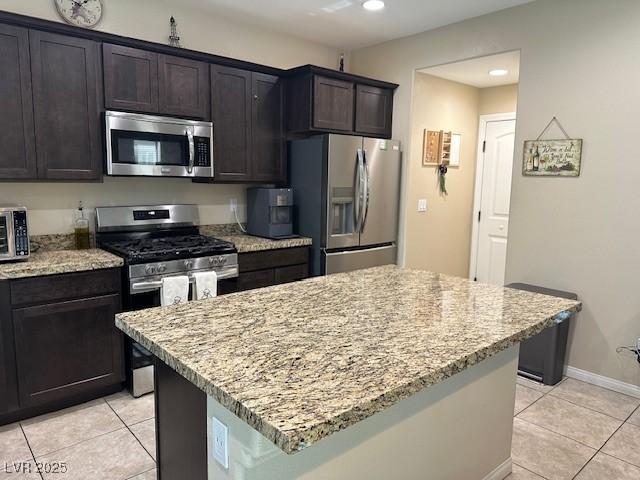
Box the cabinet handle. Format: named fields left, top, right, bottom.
left=253, top=94, right=258, bottom=100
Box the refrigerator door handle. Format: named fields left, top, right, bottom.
left=361, top=149, right=371, bottom=232
left=354, top=148, right=365, bottom=233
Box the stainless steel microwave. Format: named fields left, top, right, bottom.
left=105, top=111, right=214, bottom=178
left=0, top=206, right=29, bottom=262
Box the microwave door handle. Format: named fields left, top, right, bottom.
left=186, top=128, right=195, bottom=174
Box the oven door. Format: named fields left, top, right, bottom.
left=105, top=111, right=214, bottom=178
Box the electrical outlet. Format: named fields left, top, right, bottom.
left=212, top=416, right=229, bottom=469
left=417, top=199, right=427, bottom=212
left=229, top=198, right=237, bottom=213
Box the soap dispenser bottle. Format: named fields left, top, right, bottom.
left=74, top=201, right=90, bottom=250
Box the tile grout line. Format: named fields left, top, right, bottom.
left=18, top=423, right=44, bottom=480
left=104, top=396, right=157, bottom=468
left=125, top=466, right=157, bottom=480
left=512, top=461, right=551, bottom=480
left=546, top=391, right=640, bottom=422
left=569, top=392, right=640, bottom=479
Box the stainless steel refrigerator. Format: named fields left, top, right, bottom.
left=289, top=134, right=401, bottom=276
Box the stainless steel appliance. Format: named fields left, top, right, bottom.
left=289, top=134, right=401, bottom=276
left=0, top=205, right=29, bottom=262
left=105, top=111, right=214, bottom=178
left=96, top=204, right=238, bottom=397
left=246, top=188, right=294, bottom=239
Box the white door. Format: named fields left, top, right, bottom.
left=473, top=119, right=516, bottom=285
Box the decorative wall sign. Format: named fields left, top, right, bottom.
left=523, top=139, right=582, bottom=176
left=423, top=130, right=460, bottom=167
left=523, top=117, right=582, bottom=176
left=423, top=130, right=441, bottom=166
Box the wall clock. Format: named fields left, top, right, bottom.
left=54, top=0, right=104, bottom=28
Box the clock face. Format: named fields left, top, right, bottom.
left=54, top=0, right=103, bottom=28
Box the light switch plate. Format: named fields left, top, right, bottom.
left=212, top=416, right=229, bottom=469
left=418, top=199, right=427, bottom=212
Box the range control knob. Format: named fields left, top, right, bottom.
left=184, top=259, right=194, bottom=269
left=145, top=265, right=157, bottom=275
left=157, top=264, right=167, bottom=273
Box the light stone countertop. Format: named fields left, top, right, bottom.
left=115, top=265, right=581, bottom=454
left=199, top=225, right=312, bottom=253
left=0, top=249, right=124, bottom=280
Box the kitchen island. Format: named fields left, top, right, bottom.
left=115, top=265, right=581, bottom=480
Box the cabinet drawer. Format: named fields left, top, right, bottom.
left=239, top=247, right=309, bottom=273
left=12, top=294, right=124, bottom=408
left=10, top=269, right=121, bottom=306
left=237, top=269, right=275, bottom=291
left=275, top=264, right=308, bottom=285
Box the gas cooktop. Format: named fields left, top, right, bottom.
left=100, top=234, right=236, bottom=264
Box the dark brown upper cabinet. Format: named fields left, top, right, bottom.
left=0, top=24, right=36, bottom=179
left=355, top=84, right=393, bottom=138
left=210, top=65, right=252, bottom=181
left=209, top=66, right=285, bottom=183
left=312, top=76, right=354, bottom=132
left=158, top=54, right=209, bottom=119
left=30, top=31, right=102, bottom=180
left=252, top=73, right=285, bottom=182
left=286, top=66, right=397, bottom=139
left=103, top=44, right=158, bottom=113
left=104, top=44, right=209, bottom=119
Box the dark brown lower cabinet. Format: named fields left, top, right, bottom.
left=13, top=294, right=122, bottom=408
left=0, top=268, right=124, bottom=425
left=237, top=247, right=310, bottom=291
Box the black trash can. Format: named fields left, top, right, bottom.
left=506, top=283, right=578, bottom=386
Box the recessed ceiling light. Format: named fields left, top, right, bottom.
left=489, top=69, right=508, bottom=77
left=362, top=0, right=385, bottom=11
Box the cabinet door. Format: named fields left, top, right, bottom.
left=251, top=73, right=285, bottom=183
left=355, top=84, right=393, bottom=138
left=211, top=65, right=252, bottom=181
left=103, top=44, right=158, bottom=113
left=0, top=24, right=36, bottom=180
left=30, top=31, right=102, bottom=180
left=158, top=54, right=209, bottom=119
left=12, top=294, right=124, bottom=408
left=312, top=75, right=354, bottom=132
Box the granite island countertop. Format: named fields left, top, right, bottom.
left=115, top=265, right=581, bottom=454
left=0, top=249, right=124, bottom=280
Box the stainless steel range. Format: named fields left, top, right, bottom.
left=95, top=204, right=238, bottom=397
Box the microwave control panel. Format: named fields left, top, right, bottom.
left=194, top=137, right=212, bottom=167
left=13, top=210, right=29, bottom=256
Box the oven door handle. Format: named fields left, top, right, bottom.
left=186, top=128, right=195, bottom=174
left=130, top=266, right=238, bottom=292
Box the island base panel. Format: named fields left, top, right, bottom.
left=155, top=358, right=208, bottom=480
left=206, top=346, right=519, bottom=480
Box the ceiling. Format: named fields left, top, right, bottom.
left=420, top=51, right=520, bottom=88
left=178, top=0, right=534, bottom=50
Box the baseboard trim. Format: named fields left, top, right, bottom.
left=564, top=366, right=640, bottom=399
left=483, top=457, right=512, bottom=480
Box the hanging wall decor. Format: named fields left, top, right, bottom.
left=423, top=130, right=460, bottom=167
left=523, top=117, right=582, bottom=177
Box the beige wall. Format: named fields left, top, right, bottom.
left=0, top=0, right=340, bottom=234
left=350, top=0, right=640, bottom=387
left=479, top=84, right=518, bottom=115
left=407, top=77, right=517, bottom=277
left=407, top=73, right=479, bottom=277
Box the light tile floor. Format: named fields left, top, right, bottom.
left=1, top=377, right=639, bottom=479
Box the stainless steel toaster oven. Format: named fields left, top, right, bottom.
left=0, top=205, right=29, bottom=262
